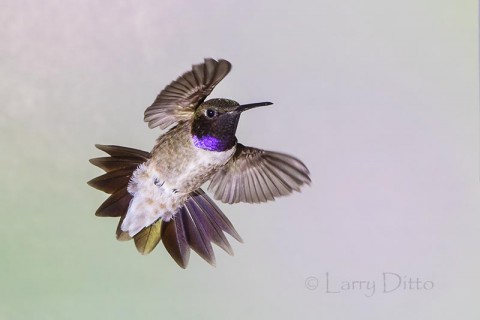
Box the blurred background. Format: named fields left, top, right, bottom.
left=0, top=0, right=478, bottom=319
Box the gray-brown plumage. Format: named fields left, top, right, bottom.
left=88, top=58, right=310, bottom=268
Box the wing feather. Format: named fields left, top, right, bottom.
left=208, top=144, right=311, bottom=204
left=144, top=58, right=232, bottom=129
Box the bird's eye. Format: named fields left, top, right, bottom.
left=205, top=109, right=216, bottom=118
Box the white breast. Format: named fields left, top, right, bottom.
left=173, top=146, right=235, bottom=187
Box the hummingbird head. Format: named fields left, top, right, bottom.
left=191, top=98, right=272, bottom=152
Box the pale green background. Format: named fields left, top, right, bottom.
left=1, top=0, right=478, bottom=319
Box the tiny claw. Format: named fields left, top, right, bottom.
left=154, top=178, right=164, bottom=187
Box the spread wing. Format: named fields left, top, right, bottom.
left=208, top=144, right=311, bottom=204
left=144, top=58, right=232, bottom=129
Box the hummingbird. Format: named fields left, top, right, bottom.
left=88, top=58, right=311, bottom=268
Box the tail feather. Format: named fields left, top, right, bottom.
left=188, top=192, right=234, bottom=255
left=89, top=157, right=139, bottom=173
left=161, top=217, right=190, bottom=268
left=89, top=145, right=146, bottom=217
left=96, top=189, right=132, bottom=217
left=89, top=144, right=242, bottom=268
left=192, top=190, right=243, bottom=243
left=116, top=214, right=132, bottom=241
left=134, top=219, right=162, bottom=255
left=87, top=169, right=132, bottom=194
left=182, top=203, right=216, bottom=266
left=94, top=144, right=150, bottom=160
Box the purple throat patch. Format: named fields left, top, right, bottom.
left=192, top=135, right=226, bottom=152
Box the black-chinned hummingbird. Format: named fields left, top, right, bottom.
left=88, top=58, right=311, bottom=268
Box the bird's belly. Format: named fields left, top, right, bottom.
left=122, top=163, right=185, bottom=236
left=155, top=145, right=235, bottom=194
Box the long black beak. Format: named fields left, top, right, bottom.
left=235, top=101, right=273, bottom=113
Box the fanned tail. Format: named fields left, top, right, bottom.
left=161, top=189, right=243, bottom=268
left=88, top=144, right=150, bottom=240
left=88, top=144, right=242, bottom=268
